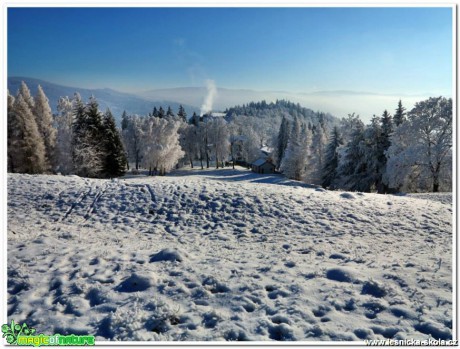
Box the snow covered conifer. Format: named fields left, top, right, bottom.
left=281, top=117, right=309, bottom=181
left=10, top=94, right=47, bottom=173
left=33, top=85, right=56, bottom=170
left=337, top=117, right=368, bottom=191
left=19, top=81, right=35, bottom=110
left=321, top=126, right=343, bottom=189
left=54, top=96, right=75, bottom=174
left=72, top=96, right=105, bottom=178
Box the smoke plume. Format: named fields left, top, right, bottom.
left=200, top=79, right=217, bottom=116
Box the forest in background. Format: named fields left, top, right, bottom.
left=7, top=81, right=452, bottom=193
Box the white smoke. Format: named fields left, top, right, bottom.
left=200, top=79, right=217, bottom=116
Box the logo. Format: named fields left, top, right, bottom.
left=2, top=320, right=95, bottom=347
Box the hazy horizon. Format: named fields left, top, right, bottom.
left=8, top=6, right=453, bottom=120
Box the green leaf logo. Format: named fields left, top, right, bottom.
left=1, top=320, right=36, bottom=345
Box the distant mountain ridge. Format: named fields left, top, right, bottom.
left=8, top=77, right=201, bottom=122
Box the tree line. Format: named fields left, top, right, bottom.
left=275, top=98, right=452, bottom=193
left=8, top=82, right=126, bottom=178
left=7, top=81, right=452, bottom=193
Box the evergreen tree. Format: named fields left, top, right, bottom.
left=393, top=100, right=406, bottom=127
left=377, top=110, right=393, bottom=193
left=19, top=81, right=35, bottom=110
left=321, top=126, right=343, bottom=188
left=177, top=105, right=187, bottom=122
left=337, top=118, right=369, bottom=191
left=190, top=112, right=200, bottom=126
left=280, top=117, right=309, bottom=180
left=55, top=96, right=75, bottom=174
left=158, top=106, right=165, bottom=119
left=166, top=106, right=175, bottom=118
left=7, top=90, right=17, bottom=172
left=121, top=110, right=129, bottom=130
left=72, top=96, right=105, bottom=178
left=276, top=116, right=290, bottom=169
left=152, top=107, right=159, bottom=118
left=102, top=109, right=127, bottom=177
left=33, top=85, right=56, bottom=171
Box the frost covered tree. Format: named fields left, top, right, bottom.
left=54, top=96, right=75, bottom=174
left=19, top=81, right=35, bottom=111
left=321, top=126, right=343, bottom=189
left=141, top=116, right=184, bottom=175
left=180, top=123, right=199, bottom=168
left=208, top=117, right=230, bottom=168
left=337, top=117, right=368, bottom=191
left=102, top=109, right=127, bottom=177
left=229, top=116, right=260, bottom=166
left=281, top=117, right=309, bottom=181
left=308, top=120, right=329, bottom=184
left=122, top=114, right=143, bottom=170
left=385, top=97, right=452, bottom=192
left=33, top=85, right=56, bottom=170
left=72, top=96, right=105, bottom=178
left=8, top=93, right=47, bottom=174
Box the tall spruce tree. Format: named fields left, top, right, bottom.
left=72, top=96, right=105, bottom=177
left=377, top=110, right=393, bottom=193
left=102, top=109, right=127, bottom=177
left=166, top=106, right=175, bottom=118
left=177, top=105, right=187, bottom=122
left=158, top=106, right=165, bottom=119
left=393, top=100, right=406, bottom=127
left=276, top=116, right=290, bottom=169
left=121, top=110, right=129, bottom=130
left=152, top=107, right=159, bottom=118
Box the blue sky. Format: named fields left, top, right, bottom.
left=8, top=7, right=452, bottom=97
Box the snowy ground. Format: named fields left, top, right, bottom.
left=7, top=167, right=453, bottom=342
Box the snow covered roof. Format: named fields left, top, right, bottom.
left=260, top=146, right=273, bottom=155
left=252, top=158, right=268, bottom=166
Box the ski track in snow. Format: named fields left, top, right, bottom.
left=7, top=168, right=453, bottom=341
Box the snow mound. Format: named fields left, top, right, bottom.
left=361, top=281, right=387, bottom=298
left=150, top=248, right=185, bottom=263
left=326, top=267, right=360, bottom=283
left=115, top=273, right=153, bottom=292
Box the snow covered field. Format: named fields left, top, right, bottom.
left=7, top=167, right=453, bottom=342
